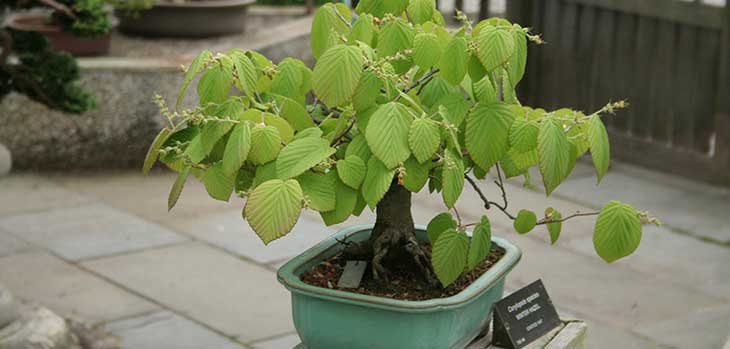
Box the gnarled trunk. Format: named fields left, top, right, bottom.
left=368, top=178, right=438, bottom=285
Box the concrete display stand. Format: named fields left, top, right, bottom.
left=293, top=319, right=587, bottom=349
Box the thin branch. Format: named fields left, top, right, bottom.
left=465, top=174, right=517, bottom=220
left=537, top=211, right=599, bottom=225
left=494, top=164, right=508, bottom=210
left=330, top=118, right=356, bottom=146
left=400, top=68, right=440, bottom=97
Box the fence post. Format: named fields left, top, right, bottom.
left=478, top=0, right=490, bottom=20
left=714, top=4, right=730, bottom=172
left=505, top=0, right=533, bottom=27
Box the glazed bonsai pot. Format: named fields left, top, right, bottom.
left=116, top=0, right=256, bottom=38
left=4, top=13, right=113, bottom=56
left=277, top=224, right=522, bottom=349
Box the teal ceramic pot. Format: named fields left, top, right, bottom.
left=277, top=225, right=522, bottom=349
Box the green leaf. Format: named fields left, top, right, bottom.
left=230, top=51, right=257, bottom=97
left=168, top=166, right=190, bottom=211
left=240, top=110, right=295, bottom=143
left=409, top=118, right=441, bottom=163
left=475, top=25, right=515, bottom=71
left=538, top=119, right=571, bottom=195
left=356, top=0, right=408, bottom=18
left=403, top=157, right=431, bottom=192
left=509, top=118, right=539, bottom=152
left=413, top=33, right=442, bottom=69
left=200, top=121, right=235, bottom=155
left=321, top=172, right=358, bottom=225
left=408, top=0, right=435, bottom=25
left=337, top=155, right=367, bottom=189
left=593, top=200, right=642, bottom=263
left=514, top=209, right=537, bottom=234
left=298, top=172, right=336, bottom=212
left=312, top=45, right=365, bottom=108
left=143, top=128, right=171, bottom=175
left=473, top=76, right=497, bottom=103
left=276, top=137, right=335, bottom=180
left=294, top=127, right=323, bottom=141
left=197, top=55, right=233, bottom=106
left=366, top=102, right=413, bottom=169
left=270, top=59, right=304, bottom=99
left=244, top=179, right=304, bottom=245
left=349, top=14, right=375, bottom=46
left=311, top=4, right=350, bottom=59
left=466, top=102, right=515, bottom=171
left=427, top=212, right=457, bottom=244
left=249, top=126, right=283, bottom=165
left=178, top=50, right=212, bottom=110
left=275, top=95, right=315, bottom=131
left=545, top=207, right=562, bottom=245
left=507, top=28, right=527, bottom=87
left=352, top=71, right=381, bottom=113
left=437, top=91, right=470, bottom=127
left=345, top=134, right=373, bottom=163
left=252, top=161, right=279, bottom=189
left=183, top=135, right=206, bottom=164
left=432, top=229, right=469, bottom=287
left=438, top=36, right=468, bottom=86
left=442, top=148, right=465, bottom=208
left=377, top=18, right=415, bottom=74
left=362, top=157, right=395, bottom=208
left=588, top=115, right=610, bottom=183
left=467, top=216, right=492, bottom=271
left=222, top=122, right=252, bottom=176
left=203, top=162, right=235, bottom=201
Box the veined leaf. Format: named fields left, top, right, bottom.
left=467, top=216, right=492, bottom=271
left=356, top=0, right=408, bottom=18
left=509, top=118, right=539, bottom=152
left=244, top=179, right=304, bottom=245
left=403, top=156, right=431, bottom=192
left=408, top=0, right=435, bottom=25
left=475, top=25, right=515, bottom=72
left=197, top=55, right=233, bottom=106
left=222, top=121, right=252, bottom=176
left=538, top=119, right=571, bottom=195
left=311, top=4, right=350, bottom=59
left=337, top=155, right=367, bottom=189
left=466, top=102, right=515, bottom=171
left=276, top=137, right=336, bottom=179
left=588, top=115, right=610, bottom=183
left=353, top=71, right=381, bottom=113
left=345, top=133, right=373, bottom=163
left=366, top=102, right=413, bottom=169
left=240, top=110, right=295, bottom=143
left=270, top=58, right=304, bottom=99
left=143, top=128, right=171, bottom=175
left=593, top=200, right=642, bottom=263
left=545, top=207, right=562, bottom=245
left=321, top=172, right=358, bottom=225
left=178, top=50, right=212, bottom=110
left=274, top=95, right=315, bottom=131
left=252, top=161, right=279, bottom=189
left=438, top=36, right=468, bottom=86
left=298, top=171, right=336, bottom=212
left=427, top=212, right=457, bottom=244
left=437, top=92, right=470, bottom=128
left=362, top=157, right=395, bottom=208
left=409, top=118, right=441, bottom=163
left=168, top=166, right=190, bottom=211
left=473, top=75, right=497, bottom=103
left=312, top=45, right=364, bottom=108
left=432, top=229, right=469, bottom=286
left=349, top=14, right=375, bottom=46
left=230, top=51, right=257, bottom=97
left=507, top=27, right=528, bottom=87
left=203, top=162, right=235, bottom=201
left=442, top=148, right=465, bottom=208
left=514, top=209, right=537, bottom=234
left=200, top=121, right=235, bottom=155
left=249, top=126, right=283, bottom=165
left=413, top=32, right=442, bottom=69
left=377, top=18, right=415, bottom=74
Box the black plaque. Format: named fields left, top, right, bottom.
left=491, top=280, right=561, bottom=349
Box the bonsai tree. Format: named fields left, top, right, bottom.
left=0, top=0, right=110, bottom=113
left=145, top=0, right=657, bottom=287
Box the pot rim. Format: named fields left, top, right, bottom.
left=152, top=0, right=256, bottom=9
left=4, top=12, right=119, bottom=34
left=277, top=224, right=522, bottom=313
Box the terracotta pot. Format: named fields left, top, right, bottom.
left=116, top=0, right=256, bottom=38
left=4, top=13, right=113, bottom=57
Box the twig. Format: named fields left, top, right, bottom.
left=330, top=118, right=356, bottom=146
left=465, top=174, right=517, bottom=220
left=537, top=211, right=599, bottom=225
left=399, top=68, right=440, bottom=98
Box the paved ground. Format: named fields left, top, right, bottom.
left=1, top=160, right=728, bottom=349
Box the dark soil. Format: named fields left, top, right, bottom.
left=301, top=243, right=506, bottom=301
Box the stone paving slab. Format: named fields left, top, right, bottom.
left=250, top=333, right=301, bottom=349
left=634, top=304, right=730, bottom=349
left=0, top=229, right=34, bottom=258
left=83, top=242, right=294, bottom=343
left=0, top=203, right=188, bottom=261
left=0, top=175, right=92, bottom=217
left=169, top=209, right=335, bottom=264
left=0, top=252, right=158, bottom=323
left=106, top=310, right=244, bottom=349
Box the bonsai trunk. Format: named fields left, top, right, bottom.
left=368, top=178, right=438, bottom=286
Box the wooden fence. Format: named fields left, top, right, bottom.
left=507, top=0, right=730, bottom=185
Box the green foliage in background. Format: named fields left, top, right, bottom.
left=146, top=0, right=658, bottom=287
